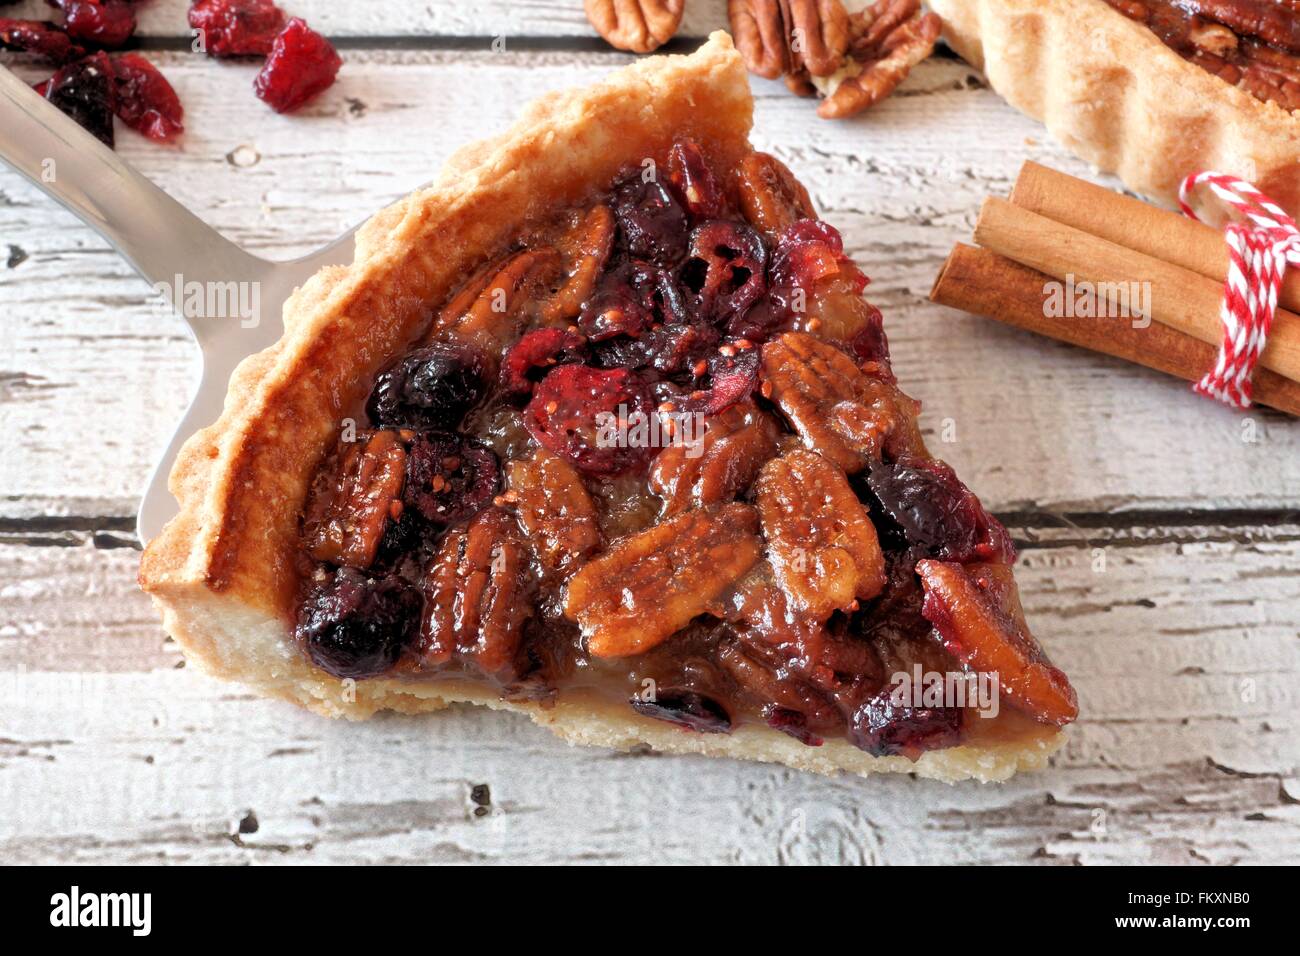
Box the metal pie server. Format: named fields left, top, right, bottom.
left=0, top=66, right=358, bottom=543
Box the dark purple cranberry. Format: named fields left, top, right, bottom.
left=367, top=343, right=488, bottom=431
left=863, top=456, right=1016, bottom=564
left=765, top=706, right=824, bottom=746
left=297, top=568, right=421, bottom=679
left=578, top=287, right=652, bottom=342
left=612, top=175, right=688, bottom=265
left=849, top=687, right=963, bottom=757
left=501, top=327, right=586, bottom=394
left=680, top=220, right=768, bottom=326
left=665, top=140, right=723, bottom=220
left=404, top=434, right=499, bottom=526
left=40, top=51, right=115, bottom=147
left=849, top=301, right=892, bottom=372
left=630, top=690, right=731, bottom=733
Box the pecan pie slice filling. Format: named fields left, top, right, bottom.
left=292, top=141, right=1077, bottom=758
left=1106, top=0, right=1300, bottom=111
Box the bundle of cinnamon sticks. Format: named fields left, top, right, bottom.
left=930, top=162, right=1300, bottom=417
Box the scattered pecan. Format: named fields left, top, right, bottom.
left=585, top=0, right=684, bottom=54
left=419, top=507, right=533, bottom=681
left=564, top=503, right=763, bottom=657
left=734, top=151, right=816, bottom=241
left=730, top=0, right=792, bottom=79
left=759, top=332, right=922, bottom=473
left=505, top=447, right=602, bottom=581
left=786, top=0, right=851, bottom=77
left=649, top=401, right=781, bottom=516
left=754, top=448, right=886, bottom=617
left=819, top=6, right=940, bottom=119
left=303, top=429, right=408, bottom=569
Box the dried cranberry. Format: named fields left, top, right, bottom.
left=54, top=0, right=135, bottom=48
left=630, top=690, right=731, bottom=733
left=680, top=220, right=768, bottom=326
left=863, top=456, right=1016, bottom=564
left=849, top=301, right=892, bottom=371
left=849, top=687, right=963, bottom=758
left=679, top=342, right=759, bottom=415
left=524, top=364, right=655, bottom=474
left=253, top=17, right=341, bottom=114
left=612, top=174, right=688, bottom=265
left=578, top=287, right=651, bottom=342
left=765, top=706, right=824, bottom=746
left=297, top=568, right=421, bottom=679
left=501, top=327, right=587, bottom=394
left=404, top=435, right=500, bottom=526
left=665, top=140, right=723, bottom=219
left=0, top=18, right=83, bottom=62
left=367, top=343, right=488, bottom=431
left=110, top=53, right=183, bottom=142
left=189, top=0, right=287, bottom=57
left=40, top=51, right=115, bottom=147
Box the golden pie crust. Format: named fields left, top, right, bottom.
left=138, top=32, right=1064, bottom=783
left=930, top=0, right=1300, bottom=215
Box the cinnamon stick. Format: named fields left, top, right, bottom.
left=1011, top=161, right=1300, bottom=316
left=929, top=244, right=1300, bottom=417
left=973, top=197, right=1300, bottom=386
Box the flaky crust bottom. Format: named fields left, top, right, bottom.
left=140, top=33, right=1066, bottom=784
left=930, top=0, right=1300, bottom=215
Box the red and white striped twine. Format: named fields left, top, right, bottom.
left=1178, top=171, right=1300, bottom=409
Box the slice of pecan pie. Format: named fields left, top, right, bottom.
left=139, top=32, right=1077, bottom=783
left=930, top=0, right=1300, bottom=215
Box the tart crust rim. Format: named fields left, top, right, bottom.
left=139, top=31, right=1067, bottom=782
left=929, top=0, right=1300, bottom=213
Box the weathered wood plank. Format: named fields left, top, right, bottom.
left=0, top=528, right=1295, bottom=864
left=3, top=51, right=1298, bottom=521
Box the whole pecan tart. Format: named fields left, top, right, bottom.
left=139, top=33, right=1076, bottom=783
left=930, top=0, right=1300, bottom=215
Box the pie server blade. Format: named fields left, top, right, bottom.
left=0, top=66, right=359, bottom=545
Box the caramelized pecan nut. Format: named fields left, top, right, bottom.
left=649, top=401, right=781, bottom=516
left=564, top=503, right=763, bottom=657
left=755, top=448, right=886, bottom=617
left=505, top=447, right=602, bottom=580
left=303, top=429, right=408, bottom=569
left=734, top=151, right=816, bottom=240
left=585, top=0, right=685, bottom=54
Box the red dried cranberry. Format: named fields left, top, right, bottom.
left=665, top=140, right=723, bottom=219
left=367, top=343, right=488, bottom=431
left=524, top=364, right=655, bottom=474
left=679, top=220, right=768, bottom=326
left=297, top=568, right=421, bottom=679
left=253, top=17, right=341, bottom=114
left=850, top=687, right=963, bottom=758
left=501, top=327, right=587, bottom=394
left=404, top=435, right=500, bottom=526
left=40, top=51, right=115, bottom=147
left=0, top=18, right=83, bottom=62
left=111, top=53, right=183, bottom=142
left=765, top=706, right=824, bottom=746
left=630, top=690, right=731, bottom=733
left=863, top=456, right=1016, bottom=564
left=189, top=0, right=287, bottom=57
left=53, top=0, right=136, bottom=48
left=578, top=287, right=652, bottom=342
left=679, top=342, right=759, bottom=415
left=612, top=174, right=688, bottom=265
left=848, top=301, right=892, bottom=373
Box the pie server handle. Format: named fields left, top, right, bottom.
left=0, top=66, right=358, bottom=544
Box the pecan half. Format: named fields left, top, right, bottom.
left=786, top=0, right=850, bottom=76
left=760, top=332, right=922, bottom=472
left=734, top=151, right=816, bottom=240
left=304, top=429, right=408, bottom=569
left=539, top=205, right=615, bottom=326
left=419, top=508, right=533, bottom=681
left=439, top=249, right=561, bottom=354
left=564, top=503, right=763, bottom=657
left=505, top=447, right=602, bottom=581
left=819, top=5, right=940, bottom=119
left=730, top=0, right=791, bottom=79
left=649, top=401, right=781, bottom=516
left=755, top=448, right=886, bottom=617
left=585, top=0, right=684, bottom=54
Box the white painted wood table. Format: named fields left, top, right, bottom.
left=1, top=0, right=1297, bottom=866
